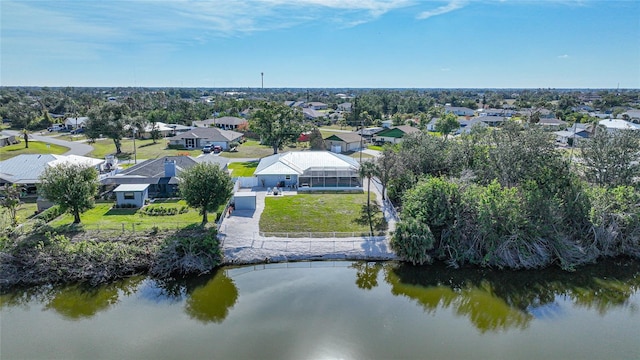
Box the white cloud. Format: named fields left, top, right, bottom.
left=558, top=54, right=570, bottom=58
left=416, top=0, right=468, bottom=20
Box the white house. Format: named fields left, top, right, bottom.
left=598, top=118, right=640, bottom=132
left=445, top=106, right=475, bottom=117
left=254, top=151, right=361, bottom=190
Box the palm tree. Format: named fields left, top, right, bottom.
left=359, top=160, right=379, bottom=236
left=21, top=129, right=29, bottom=148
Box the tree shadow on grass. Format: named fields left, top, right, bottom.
left=352, top=204, right=387, bottom=234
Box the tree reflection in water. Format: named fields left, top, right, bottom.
left=0, top=277, right=144, bottom=320
left=382, top=258, right=640, bottom=333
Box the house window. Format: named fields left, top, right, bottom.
left=285, top=175, right=291, bottom=180
left=124, top=192, right=135, bottom=200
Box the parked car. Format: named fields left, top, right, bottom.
left=202, top=145, right=212, bottom=153
left=70, top=128, right=84, bottom=134
left=47, top=124, right=66, bottom=132
left=213, top=145, right=223, bottom=154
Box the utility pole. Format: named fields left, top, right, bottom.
left=132, top=128, right=137, bottom=164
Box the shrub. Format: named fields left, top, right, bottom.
left=35, top=205, right=63, bottom=223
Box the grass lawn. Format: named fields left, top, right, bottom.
left=0, top=141, right=69, bottom=160
left=88, top=138, right=200, bottom=160
left=228, top=161, right=258, bottom=177
left=260, top=193, right=386, bottom=236
left=220, top=139, right=310, bottom=159
left=367, top=145, right=383, bottom=151
left=0, top=202, right=38, bottom=228
left=49, top=201, right=224, bottom=230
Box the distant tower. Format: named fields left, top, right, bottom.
left=261, top=72, right=264, bottom=89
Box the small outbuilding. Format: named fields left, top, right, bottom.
left=113, top=184, right=150, bottom=208
left=233, top=191, right=257, bottom=210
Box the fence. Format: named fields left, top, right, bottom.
left=258, top=231, right=387, bottom=239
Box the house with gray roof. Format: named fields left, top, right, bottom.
left=254, top=151, right=361, bottom=190
left=324, top=132, right=364, bottom=153
left=167, top=127, right=243, bottom=150
left=445, top=106, right=475, bottom=117
left=102, top=155, right=228, bottom=198
left=212, top=116, right=248, bottom=130
left=0, top=154, right=105, bottom=194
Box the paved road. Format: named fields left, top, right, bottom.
left=2, top=130, right=94, bottom=156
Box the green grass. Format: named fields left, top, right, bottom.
left=260, top=193, right=386, bottom=234
left=367, top=145, right=383, bottom=151
left=0, top=202, right=38, bottom=228
left=88, top=138, right=200, bottom=160
left=219, top=139, right=275, bottom=159
left=49, top=201, right=224, bottom=230
left=228, top=161, right=259, bottom=177
left=0, top=141, right=69, bottom=160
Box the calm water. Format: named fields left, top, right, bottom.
left=2, top=260, right=640, bottom=359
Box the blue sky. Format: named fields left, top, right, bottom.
left=1, top=0, right=639, bottom=88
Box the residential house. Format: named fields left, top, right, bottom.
left=212, top=116, right=248, bottom=130
left=324, top=132, right=364, bottom=153
left=372, top=125, right=421, bottom=144
left=554, top=123, right=590, bottom=146
left=479, top=108, right=515, bottom=117
left=0, top=154, right=104, bottom=194
left=64, top=116, right=89, bottom=130
left=598, top=118, right=640, bottom=132
left=337, top=102, right=352, bottom=112
left=618, top=109, right=640, bottom=122
left=167, top=127, right=243, bottom=150
left=192, top=118, right=217, bottom=127
left=103, top=155, right=228, bottom=198
left=356, top=127, right=384, bottom=141
left=445, top=106, right=475, bottom=117
left=306, top=102, right=328, bottom=110
left=478, top=116, right=507, bottom=127
left=457, top=117, right=488, bottom=134
left=254, top=151, right=361, bottom=190
left=536, top=118, right=567, bottom=130
left=303, top=108, right=327, bottom=121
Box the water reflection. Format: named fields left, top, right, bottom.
left=385, top=259, right=640, bottom=332
left=351, top=262, right=383, bottom=290
left=184, top=269, right=238, bottom=323
left=0, top=277, right=144, bottom=320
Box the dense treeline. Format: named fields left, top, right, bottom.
left=2, top=87, right=639, bottom=132
left=385, top=123, right=640, bottom=269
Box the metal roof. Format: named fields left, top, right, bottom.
left=113, top=184, right=150, bottom=192
left=254, top=151, right=359, bottom=176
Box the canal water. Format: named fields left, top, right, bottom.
left=2, top=260, right=639, bottom=359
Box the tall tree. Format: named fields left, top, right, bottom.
left=359, top=160, right=379, bottom=235
left=580, top=130, right=640, bottom=187
left=375, top=146, right=398, bottom=201
left=38, top=163, right=99, bottom=224
left=86, top=103, right=130, bottom=154
left=308, top=127, right=326, bottom=150
left=434, top=112, right=460, bottom=140
left=179, top=163, right=233, bottom=224
left=0, top=184, right=22, bottom=227
left=250, top=102, right=306, bottom=154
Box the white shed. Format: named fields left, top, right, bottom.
left=114, top=184, right=150, bottom=208
left=233, top=192, right=256, bottom=210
